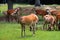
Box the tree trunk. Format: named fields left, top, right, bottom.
left=7, top=0, right=13, bottom=10
left=35, top=0, right=41, bottom=7
left=7, top=0, right=13, bottom=22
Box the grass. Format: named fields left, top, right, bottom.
left=0, top=4, right=60, bottom=40
left=0, top=22, right=60, bottom=40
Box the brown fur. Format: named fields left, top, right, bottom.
left=3, top=7, right=21, bottom=22
left=43, top=15, right=56, bottom=30
left=18, top=13, right=38, bottom=37
left=35, top=9, right=47, bottom=17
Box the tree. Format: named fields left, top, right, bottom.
left=35, top=0, right=41, bottom=7
left=7, top=0, right=13, bottom=10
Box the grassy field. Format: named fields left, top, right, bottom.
left=0, top=22, right=60, bottom=40
left=0, top=4, right=60, bottom=40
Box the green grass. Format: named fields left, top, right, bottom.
left=0, top=4, right=7, bottom=16
left=0, top=22, right=60, bottom=40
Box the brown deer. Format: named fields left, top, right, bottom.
left=43, top=15, right=56, bottom=30
left=3, top=7, right=22, bottom=22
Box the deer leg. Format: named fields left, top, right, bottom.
left=55, top=21, right=58, bottom=30
left=47, top=24, right=49, bottom=30
left=33, top=23, right=36, bottom=35
left=46, top=23, right=48, bottom=30
left=53, top=24, right=55, bottom=30
left=21, top=26, right=23, bottom=37
left=33, top=26, right=35, bottom=34
left=50, top=23, right=54, bottom=31
left=50, top=25, right=53, bottom=31
left=14, top=16, right=18, bottom=22
left=5, top=15, right=7, bottom=22
left=23, top=25, right=25, bottom=37
left=43, top=21, right=46, bottom=30
left=30, top=23, right=33, bottom=31
left=30, top=26, right=32, bottom=31
left=11, top=16, right=13, bottom=22
left=55, top=17, right=58, bottom=30
left=21, top=24, right=24, bottom=37
left=29, top=24, right=33, bottom=32
left=6, top=15, right=9, bottom=22
left=9, top=15, right=11, bottom=22
left=8, top=15, right=11, bottom=22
